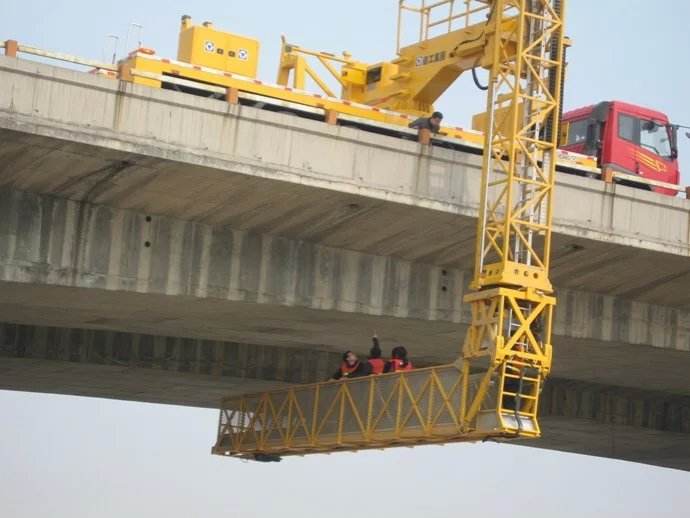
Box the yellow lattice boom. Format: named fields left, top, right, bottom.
left=213, top=0, right=565, bottom=460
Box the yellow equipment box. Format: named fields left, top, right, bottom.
left=177, top=16, right=259, bottom=78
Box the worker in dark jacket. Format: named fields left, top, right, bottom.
left=331, top=350, right=372, bottom=380
left=368, top=333, right=386, bottom=375
left=384, top=345, right=413, bottom=373
left=408, top=111, right=444, bottom=134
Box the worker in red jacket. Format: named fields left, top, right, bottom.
left=368, top=333, right=386, bottom=374
left=331, top=350, right=372, bottom=380
left=384, top=345, right=413, bottom=373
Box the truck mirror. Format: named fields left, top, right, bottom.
left=667, top=124, right=679, bottom=159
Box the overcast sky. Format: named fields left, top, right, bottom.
left=2, top=1, right=690, bottom=517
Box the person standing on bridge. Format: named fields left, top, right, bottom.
left=331, top=350, right=372, bottom=380
left=368, top=333, right=386, bottom=375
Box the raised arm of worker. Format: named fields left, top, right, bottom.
left=371, top=332, right=381, bottom=356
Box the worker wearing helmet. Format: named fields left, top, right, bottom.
left=384, top=345, right=413, bottom=373
left=408, top=111, right=444, bottom=134
left=331, top=350, right=372, bottom=380
left=368, top=333, right=386, bottom=375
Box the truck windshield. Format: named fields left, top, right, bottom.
left=618, top=113, right=673, bottom=159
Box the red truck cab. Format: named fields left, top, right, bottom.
left=560, top=101, right=680, bottom=195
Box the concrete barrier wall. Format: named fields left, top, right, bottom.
left=1, top=56, right=688, bottom=257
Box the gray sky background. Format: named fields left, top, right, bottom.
left=2, top=1, right=690, bottom=517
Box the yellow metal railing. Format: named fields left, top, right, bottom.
left=1, top=40, right=117, bottom=75
left=397, top=0, right=492, bottom=51
left=213, top=361, right=543, bottom=459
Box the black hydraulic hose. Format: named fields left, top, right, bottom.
left=555, top=43, right=567, bottom=145
left=544, top=0, right=564, bottom=143
left=472, top=63, right=488, bottom=91
left=467, top=0, right=498, bottom=92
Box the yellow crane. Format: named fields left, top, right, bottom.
left=212, top=0, right=565, bottom=461
left=116, top=1, right=587, bottom=171
left=277, top=1, right=524, bottom=117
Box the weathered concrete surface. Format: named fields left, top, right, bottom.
left=1, top=56, right=690, bottom=469
left=2, top=187, right=690, bottom=396
left=0, top=322, right=339, bottom=405
left=2, top=194, right=690, bottom=472
left=533, top=418, right=690, bottom=472
left=1, top=56, right=690, bottom=308
left=538, top=383, right=690, bottom=471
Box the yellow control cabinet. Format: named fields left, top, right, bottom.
left=177, top=16, right=259, bottom=78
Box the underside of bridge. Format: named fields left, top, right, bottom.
left=2, top=322, right=689, bottom=471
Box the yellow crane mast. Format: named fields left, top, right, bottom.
left=212, top=0, right=565, bottom=461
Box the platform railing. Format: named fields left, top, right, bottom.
left=212, top=363, right=541, bottom=459
left=1, top=39, right=117, bottom=73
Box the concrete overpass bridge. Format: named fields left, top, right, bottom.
left=1, top=55, right=689, bottom=470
